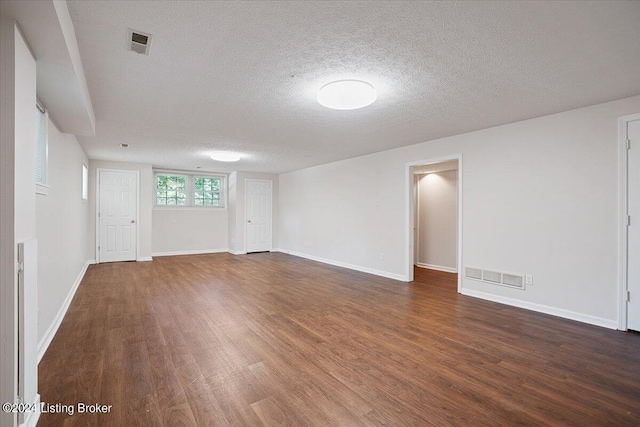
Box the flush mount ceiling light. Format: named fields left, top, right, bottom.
left=210, top=152, right=241, bottom=162
left=317, top=80, right=377, bottom=110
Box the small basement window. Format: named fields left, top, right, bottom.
left=154, top=172, right=226, bottom=208
left=35, top=103, right=49, bottom=194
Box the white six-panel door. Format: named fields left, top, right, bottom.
left=628, top=119, right=640, bottom=331
left=98, top=170, right=138, bottom=263
left=246, top=179, right=272, bottom=253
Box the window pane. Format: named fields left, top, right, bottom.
left=82, top=164, right=88, bottom=200
left=156, top=174, right=187, bottom=205
left=157, top=175, right=167, bottom=190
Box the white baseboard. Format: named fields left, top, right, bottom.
left=228, top=249, right=247, bottom=255
left=460, top=288, right=618, bottom=330
left=37, top=260, right=94, bottom=363
left=20, top=393, right=40, bottom=427
left=279, top=249, right=407, bottom=282
left=416, top=262, right=457, bottom=273
left=137, top=256, right=153, bottom=262
left=151, top=249, right=228, bottom=257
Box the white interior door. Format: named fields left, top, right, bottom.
left=246, top=179, right=272, bottom=253
left=98, top=170, right=137, bottom=263
left=628, top=119, right=640, bottom=331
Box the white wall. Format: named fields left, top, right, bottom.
left=416, top=170, right=457, bottom=271
left=36, top=118, right=89, bottom=352
left=88, top=160, right=153, bottom=261
left=0, top=18, right=18, bottom=426
left=152, top=209, right=228, bottom=255
left=0, top=18, right=37, bottom=427
left=229, top=172, right=279, bottom=253
left=15, top=23, right=38, bottom=427
left=279, top=95, right=640, bottom=328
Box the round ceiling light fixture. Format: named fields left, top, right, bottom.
left=317, top=80, right=377, bottom=110
left=210, top=152, right=241, bottom=162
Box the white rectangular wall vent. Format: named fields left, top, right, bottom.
left=464, top=266, right=526, bottom=290
left=502, top=273, right=525, bottom=290
left=482, top=270, right=502, bottom=284
left=127, top=28, right=152, bottom=55
left=464, top=267, right=483, bottom=280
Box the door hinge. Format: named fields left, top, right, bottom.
left=628, top=215, right=632, bottom=227
left=16, top=395, right=23, bottom=404
left=17, top=261, right=24, bottom=273
left=628, top=290, right=631, bottom=302
left=98, top=245, right=101, bottom=252
left=98, top=212, right=101, bottom=218
left=627, top=139, right=631, bottom=150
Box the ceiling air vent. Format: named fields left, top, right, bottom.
left=127, top=28, right=152, bottom=55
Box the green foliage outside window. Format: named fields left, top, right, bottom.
left=156, top=175, right=186, bottom=205
left=155, top=174, right=223, bottom=207
left=194, top=177, right=221, bottom=206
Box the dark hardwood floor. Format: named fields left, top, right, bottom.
left=37, top=253, right=640, bottom=426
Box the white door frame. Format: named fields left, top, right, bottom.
left=95, top=168, right=141, bottom=263
left=618, top=113, right=640, bottom=330
left=244, top=178, right=273, bottom=253
left=405, top=154, right=463, bottom=291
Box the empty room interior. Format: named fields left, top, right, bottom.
left=2, top=1, right=640, bottom=426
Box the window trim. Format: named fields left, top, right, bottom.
left=153, top=170, right=227, bottom=210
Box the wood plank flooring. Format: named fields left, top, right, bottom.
left=37, top=253, right=640, bottom=426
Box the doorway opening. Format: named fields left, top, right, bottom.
left=406, top=155, right=462, bottom=291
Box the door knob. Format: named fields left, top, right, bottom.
left=131, top=219, right=136, bottom=224
left=247, top=220, right=251, bottom=223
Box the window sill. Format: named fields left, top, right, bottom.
left=36, top=182, right=50, bottom=196
left=153, top=206, right=227, bottom=211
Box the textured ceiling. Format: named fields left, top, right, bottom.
left=67, top=0, right=640, bottom=174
